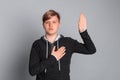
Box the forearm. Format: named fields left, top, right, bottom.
left=80, top=30, right=96, bottom=54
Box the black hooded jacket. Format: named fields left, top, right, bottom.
left=29, top=30, right=96, bottom=80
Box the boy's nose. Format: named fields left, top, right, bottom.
left=49, top=23, right=53, bottom=27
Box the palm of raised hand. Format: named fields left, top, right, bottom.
left=78, top=13, right=87, bottom=32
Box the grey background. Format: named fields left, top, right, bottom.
left=0, top=0, right=120, bottom=80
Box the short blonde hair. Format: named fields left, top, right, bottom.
left=42, top=10, right=60, bottom=23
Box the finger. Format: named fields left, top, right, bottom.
left=62, top=48, right=66, bottom=53
left=81, top=13, right=86, bottom=26
left=80, top=13, right=86, bottom=20
left=79, top=13, right=85, bottom=22
left=61, top=46, right=65, bottom=48
left=59, top=46, right=65, bottom=51
left=79, top=13, right=83, bottom=21
left=59, top=52, right=66, bottom=59
left=52, top=46, right=56, bottom=52
left=58, top=48, right=66, bottom=54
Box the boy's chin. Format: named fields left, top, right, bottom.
left=46, top=32, right=57, bottom=35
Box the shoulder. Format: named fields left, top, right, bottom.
left=32, top=37, right=45, bottom=47
left=32, top=38, right=41, bottom=44
left=60, top=36, right=76, bottom=43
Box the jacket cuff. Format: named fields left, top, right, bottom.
left=79, top=30, right=90, bottom=39
left=79, top=29, right=87, bottom=35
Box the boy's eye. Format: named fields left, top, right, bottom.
left=45, top=21, right=49, bottom=24
left=53, top=21, right=56, bottom=23
left=53, top=21, right=57, bottom=23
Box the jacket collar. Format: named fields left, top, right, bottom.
left=43, top=34, right=61, bottom=42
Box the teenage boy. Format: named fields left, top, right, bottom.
left=29, top=10, right=96, bottom=80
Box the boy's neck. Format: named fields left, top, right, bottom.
left=45, top=33, right=58, bottom=43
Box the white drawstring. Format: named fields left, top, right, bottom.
left=45, top=41, right=48, bottom=73
left=44, top=35, right=61, bottom=72
left=57, top=41, right=61, bottom=71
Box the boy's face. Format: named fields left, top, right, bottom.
left=43, top=15, right=60, bottom=35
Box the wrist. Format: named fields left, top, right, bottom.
left=79, top=29, right=87, bottom=33
left=51, top=54, right=58, bottom=61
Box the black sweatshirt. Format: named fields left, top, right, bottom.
left=29, top=30, right=96, bottom=80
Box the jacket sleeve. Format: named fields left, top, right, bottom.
left=29, top=41, right=57, bottom=76
left=73, top=30, right=96, bottom=54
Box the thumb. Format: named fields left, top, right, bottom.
left=52, top=46, right=56, bottom=52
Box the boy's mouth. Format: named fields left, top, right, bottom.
left=49, top=28, right=54, bottom=30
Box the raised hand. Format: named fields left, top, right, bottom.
left=51, top=46, right=66, bottom=61
left=78, top=13, right=87, bottom=32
